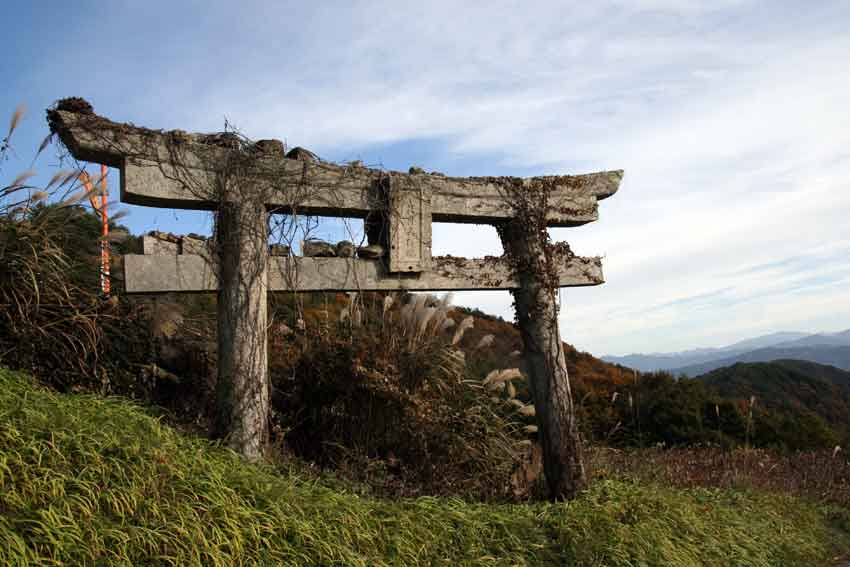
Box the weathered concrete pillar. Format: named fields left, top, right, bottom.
left=216, top=197, right=269, bottom=461
left=499, top=222, right=588, bottom=500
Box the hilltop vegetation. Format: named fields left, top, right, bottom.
left=698, top=361, right=850, bottom=422
left=773, top=358, right=850, bottom=386
left=696, top=361, right=850, bottom=448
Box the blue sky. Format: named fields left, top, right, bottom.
left=3, top=0, right=849, bottom=356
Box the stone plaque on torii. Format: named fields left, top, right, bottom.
left=48, top=99, right=622, bottom=499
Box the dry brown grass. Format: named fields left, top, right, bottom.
left=588, top=445, right=850, bottom=507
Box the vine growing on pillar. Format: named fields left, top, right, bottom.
left=491, top=175, right=592, bottom=500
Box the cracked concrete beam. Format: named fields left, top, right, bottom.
left=123, top=254, right=604, bottom=293
left=48, top=108, right=623, bottom=227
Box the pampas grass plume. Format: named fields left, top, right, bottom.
left=496, top=368, right=522, bottom=383
left=451, top=316, right=474, bottom=345
left=475, top=334, right=494, bottom=350
left=45, top=170, right=72, bottom=190
left=8, top=104, right=25, bottom=137
left=416, top=306, right=436, bottom=337
left=482, top=369, right=500, bottom=386
left=518, top=404, right=536, bottom=417
left=9, top=169, right=36, bottom=189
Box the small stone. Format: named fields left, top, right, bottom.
left=335, top=240, right=356, bottom=258
left=269, top=243, right=290, bottom=257
left=198, top=132, right=241, bottom=149
left=143, top=234, right=178, bottom=255
left=357, top=244, right=385, bottom=259
left=148, top=230, right=179, bottom=243
left=286, top=147, right=319, bottom=162
left=254, top=139, right=285, bottom=156
left=55, top=97, right=94, bottom=115
left=169, top=129, right=191, bottom=143
left=181, top=235, right=208, bottom=255
left=302, top=239, right=335, bottom=257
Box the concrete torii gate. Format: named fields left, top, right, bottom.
left=48, top=98, right=622, bottom=499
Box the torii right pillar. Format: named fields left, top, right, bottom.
left=498, top=175, right=622, bottom=501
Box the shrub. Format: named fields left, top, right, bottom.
left=268, top=292, right=533, bottom=501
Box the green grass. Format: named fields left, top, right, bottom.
left=0, top=367, right=847, bottom=566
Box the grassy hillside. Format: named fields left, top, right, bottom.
left=2, top=366, right=848, bottom=566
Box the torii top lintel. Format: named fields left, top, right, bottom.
left=47, top=105, right=623, bottom=228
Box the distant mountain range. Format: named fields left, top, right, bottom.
left=603, top=329, right=850, bottom=376
left=670, top=345, right=850, bottom=376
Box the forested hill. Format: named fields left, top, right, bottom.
left=671, top=345, right=850, bottom=376
left=769, top=359, right=850, bottom=389
left=695, top=360, right=850, bottom=435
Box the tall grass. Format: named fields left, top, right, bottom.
left=0, top=106, right=128, bottom=393
left=588, top=445, right=850, bottom=507
left=1, top=367, right=847, bottom=566
left=271, top=292, right=532, bottom=501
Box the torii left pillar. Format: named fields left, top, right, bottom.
left=216, top=191, right=269, bottom=461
